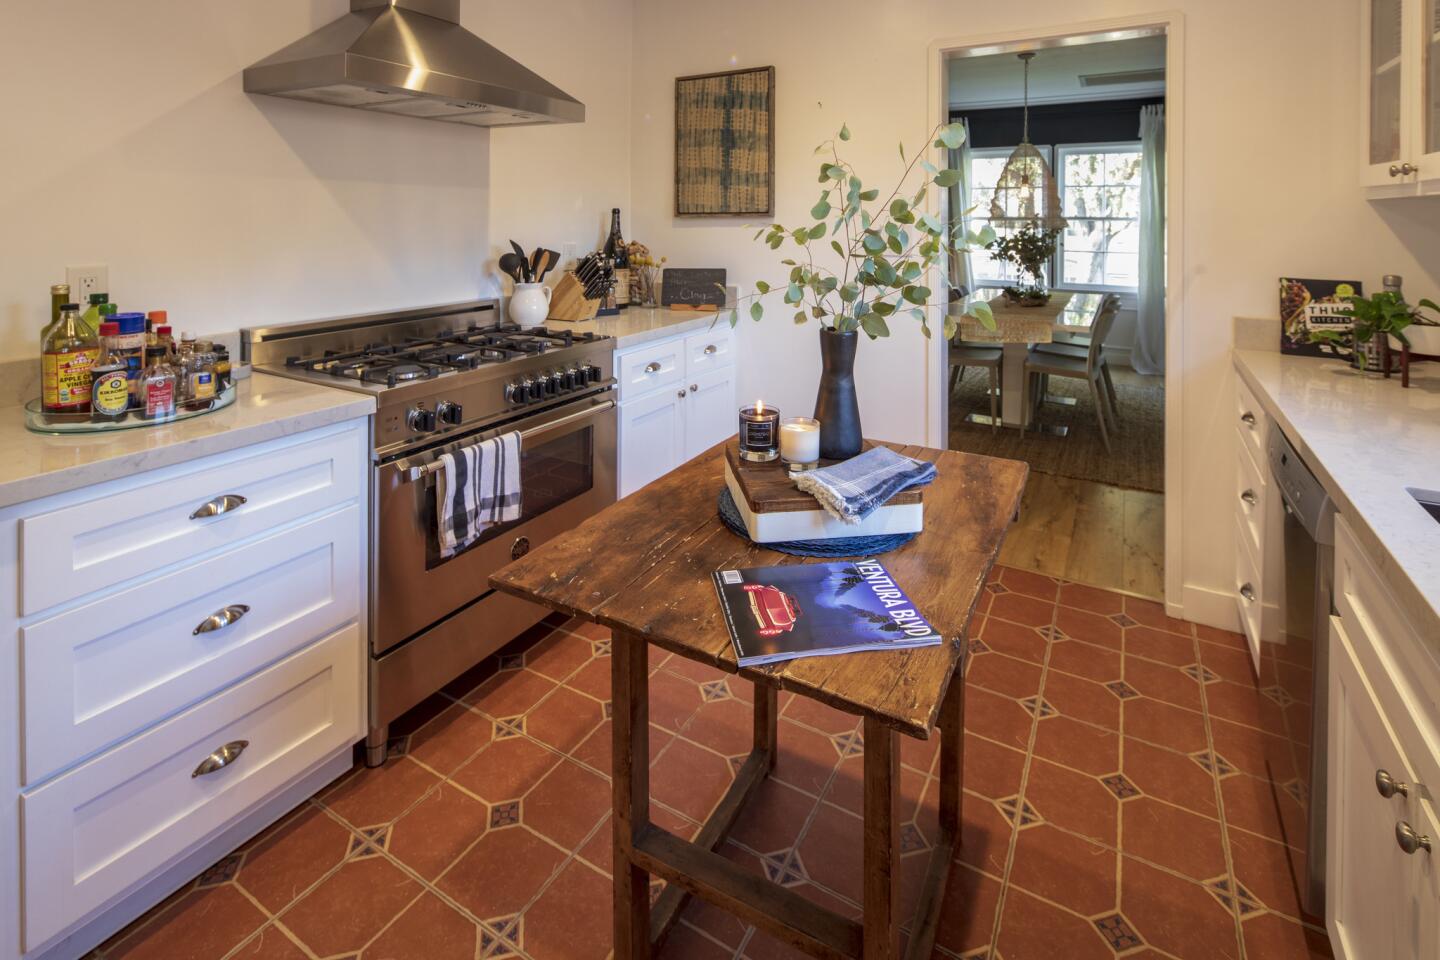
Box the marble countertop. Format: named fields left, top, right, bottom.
left=562, top=306, right=732, bottom=348
left=1232, top=349, right=1440, bottom=640
left=0, top=373, right=374, bottom=509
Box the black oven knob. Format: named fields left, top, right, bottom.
left=560, top=367, right=577, bottom=390
left=525, top=379, right=544, bottom=402
left=436, top=401, right=463, bottom=425
left=584, top=364, right=603, bottom=384
left=406, top=407, right=438, bottom=433
left=544, top=371, right=562, bottom=394
left=504, top=381, right=525, bottom=405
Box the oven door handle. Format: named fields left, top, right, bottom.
left=404, top=399, right=616, bottom=484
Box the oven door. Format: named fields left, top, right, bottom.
left=373, top=395, right=617, bottom=655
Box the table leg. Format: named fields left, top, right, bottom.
left=904, top=677, right=965, bottom=960
left=612, top=628, right=651, bottom=960
left=754, top=683, right=778, bottom=773
left=862, top=716, right=900, bottom=959
left=999, top=342, right=1027, bottom=427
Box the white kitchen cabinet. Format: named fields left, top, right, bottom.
left=1231, top=377, right=1283, bottom=673
left=617, top=325, right=736, bottom=497
left=0, top=417, right=369, bottom=960
left=1360, top=0, right=1440, bottom=195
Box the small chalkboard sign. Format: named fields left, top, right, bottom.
left=662, top=268, right=727, bottom=308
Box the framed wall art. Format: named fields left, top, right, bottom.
left=674, top=65, right=775, bottom=218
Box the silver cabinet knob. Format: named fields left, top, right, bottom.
left=1240, top=489, right=1257, bottom=506
left=1390, top=164, right=1403, bottom=178
left=1240, top=412, right=1256, bottom=426
left=690, top=384, right=699, bottom=393
left=677, top=390, right=687, bottom=399
left=190, top=494, right=247, bottom=520
left=645, top=361, right=662, bottom=374
left=192, top=740, right=249, bottom=778
left=1397, top=820, right=1432, bottom=855
left=194, top=604, right=251, bottom=636
left=1400, top=162, right=1419, bottom=176
left=704, top=344, right=719, bottom=355
left=1376, top=769, right=1411, bottom=799
left=1239, top=583, right=1256, bottom=603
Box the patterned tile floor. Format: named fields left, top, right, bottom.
left=94, top=567, right=1334, bottom=959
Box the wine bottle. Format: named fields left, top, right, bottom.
left=604, top=208, right=630, bottom=309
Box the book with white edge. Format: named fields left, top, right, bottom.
left=723, top=459, right=924, bottom=543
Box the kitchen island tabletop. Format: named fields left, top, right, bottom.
left=492, top=440, right=1027, bottom=959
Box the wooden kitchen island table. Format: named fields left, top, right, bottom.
left=491, top=441, right=1027, bottom=960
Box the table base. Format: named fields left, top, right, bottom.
left=964, top=412, right=1070, bottom=437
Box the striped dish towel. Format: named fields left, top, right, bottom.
left=436, top=432, right=522, bottom=558
left=792, top=446, right=937, bottom=524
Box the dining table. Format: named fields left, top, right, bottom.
left=490, top=441, right=1028, bottom=959
left=956, top=290, right=1105, bottom=432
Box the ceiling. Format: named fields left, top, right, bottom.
left=947, top=36, right=1166, bottom=110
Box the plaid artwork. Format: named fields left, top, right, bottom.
left=675, top=66, right=774, bottom=216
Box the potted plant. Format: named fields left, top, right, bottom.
left=726, top=121, right=994, bottom=459
left=1309, top=291, right=1440, bottom=376
left=985, top=222, right=1061, bottom=306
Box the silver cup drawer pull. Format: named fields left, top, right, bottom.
left=190, top=494, right=247, bottom=520
left=1376, top=769, right=1410, bottom=799
left=1239, top=583, right=1256, bottom=603
left=194, top=604, right=251, bottom=636
left=644, top=361, right=662, bottom=374
left=1396, top=820, right=1432, bottom=855
left=192, top=740, right=249, bottom=778
left=1240, top=489, right=1257, bottom=506
left=1240, top=412, right=1256, bottom=426
left=703, top=344, right=719, bottom=355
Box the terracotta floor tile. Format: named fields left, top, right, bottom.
left=1197, top=638, right=1259, bottom=686
left=649, top=667, right=708, bottom=732
left=525, top=758, right=612, bottom=851
left=995, top=886, right=1114, bottom=960
left=235, top=802, right=351, bottom=914
left=564, top=655, right=612, bottom=701
left=1195, top=622, right=1248, bottom=649
left=1205, top=678, right=1286, bottom=731
left=1221, top=773, right=1308, bottom=848
left=1041, top=670, right=1120, bottom=731
left=1122, top=798, right=1226, bottom=881
left=570, top=718, right=672, bottom=775
left=988, top=591, right=1056, bottom=628
left=387, top=783, right=490, bottom=882
left=1122, top=697, right=1209, bottom=754
left=976, top=616, right=1048, bottom=664
left=656, top=922, right=735, bottom=959
left=771, top=720, right=844, bottom=795
left=1008, top=824, right=1118, bottom=916
left=360, top=892, right=478, bottom=960
left=1240, top=912, right=1334, bottom=959
left=660, top=653, right=730, bottom=685
left=523, top=859, right=613, bottom=960
left=229, top=924, right=308, bottom=960
left=1123, top=656, right=1204, bottom=712
left=962, top=732, right=1028, bottom=799
left=578, top=806, right=697, bottom=879
left=450, top=735, right=562, bottom=804
left=967, top=651, right=1044, bottom=700
left=1123, top=596, right=1194, bottom=636
left=964, top=684, right=1037, bottom=749
left=935, top=864, right=1003, bottom=956
left=439, top=657, right=500, bottom=700
left=437, top=826, right=565, bottom=919
left=1228, top=827, right=1311, bottom=922
left=1122, top=737, right=1219, bottom=817
left=998, top=566, right=1061, bottom=602
left=1058, top=582, right=1125, bottom=616
left=1031, top=715, right=1120, bottom=777
left=683, top=695, right=760, bottom=758
left=1022, top=757, right=1118, bottom=847
left=1284, top=700, right=1313, bottom=746
left=1125, top=626, right=1197, bottom=666
left=526, top=684, right=605, bottom=754
left=107, top=883, right=266, bottom=960
left=797, top=801, right=864, bottom=904
left=1121, top=858, right=1240, bottom=960
left=729, top=778, right=819, bottom=853
left=1054, top=605, right=1124, bottom=649
left=524, top=629, right=595, bottom=682
left=781, top=695, right=860, bottom=735
left=319, top=756, right=441, bottom=828
left=563, top=617, right=610, bottom=642
left=650, top=737, right=735, bottom=822
left=405, top=702, right=493, bottom=777
left=1048, top=638, right=1123, bottom=684
left=464, top=667, right=559, bottom=718
left=281, top=855, right=420, bottom=958
left=742, top=882, right=859, bottom=960
left=900, top=725, right=940, bottom=774
left=1210, top=716, right=1297, bottom=782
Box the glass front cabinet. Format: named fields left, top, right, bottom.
left=1362, top=0, right=1440, bottom=194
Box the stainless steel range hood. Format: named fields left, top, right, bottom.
left=243, top=0, right=584, bottom=128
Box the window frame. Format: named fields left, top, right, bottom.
left=965, top=144, right=1055, bottom=291
left=1053, top=140, right=1144, bottom=294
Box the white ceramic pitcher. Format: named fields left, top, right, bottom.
left=509, top=283, right=552, bottom=330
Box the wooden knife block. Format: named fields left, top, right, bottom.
left=546, top=273, right=601, bottom=323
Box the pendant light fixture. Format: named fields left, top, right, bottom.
left=989, top=52, right=1067, bottom=231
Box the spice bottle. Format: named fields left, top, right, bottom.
left=110, top=313, right=149, bottom=407
left=90, top=321, right=130, bottom=422
left=213, top=345, right=233, bottom=391
left=42, top=303, right=99, bottom=415
left=155, top=324, right=176, bottom=360
left=141, top=347, right=178, bottom=419
left=180, top=331, right=216, bottom=407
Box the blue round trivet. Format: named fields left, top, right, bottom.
left=718, top=488, right=916, bottom=558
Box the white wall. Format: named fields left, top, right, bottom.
left=0, top=0, right=631, bottom=362
left=629, top=0, right=1440, bottom=625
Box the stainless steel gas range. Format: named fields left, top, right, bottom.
left=243, top=300, right=616, bottom=765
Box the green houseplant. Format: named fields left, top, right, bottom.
left=1309, top=291, right=1440, bottom=373
left=725, top=121, right=994, bottom=458
left=985, top=222, right=1061, bottom=306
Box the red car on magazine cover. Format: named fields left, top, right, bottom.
left=743, top=583, right=801, bottom=636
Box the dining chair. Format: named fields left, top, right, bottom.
left=1021, top=305, right=1118, bottom=452
left=950, top=341, right=1003, bottom=433
left=1034, top=294, right=1123, bottom=421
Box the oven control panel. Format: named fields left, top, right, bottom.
left=505, top=364, right=603, bottom=406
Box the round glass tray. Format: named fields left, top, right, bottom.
left=24, top=384, right=237, bottom=434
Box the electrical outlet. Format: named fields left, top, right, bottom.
left=561, top=242, right=577, bottom=269
left=66, top=264, right=109, bottom=306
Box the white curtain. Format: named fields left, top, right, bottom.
left=1133, top=105, right=1166, bottom=375
left=946, top=118, right=975, bottom=306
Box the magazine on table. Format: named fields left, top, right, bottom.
left=712, top=560, right=942, bottom=667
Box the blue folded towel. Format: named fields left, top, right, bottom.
left=792, top=446, right=937, bottom=524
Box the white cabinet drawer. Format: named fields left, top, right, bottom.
left=19, top=424, right=363, bottom=616
left=1235, top=438, right=1267, bottom=561
left=21, top=624, right=362, bottom=950
left=21, top=504, right=362, bottom=786
left=618, top=338, right=685, bottom=401
left=684, top=327, right=735, bottom=375
left=1234, top=515, right=1263, bottom=655
left=1236, top=376, right=1267, bottom=468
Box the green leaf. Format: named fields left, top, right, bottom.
left=753, top=227, right=767, bottom=241
left=794, top=310, right=808, bottom=324
left=970, top=300, right=996, bottom=331
left=939, top=122, right=966, bottom=149
left=873, top=261, right=897, bottom=285
left=825, top=164, right=846, bottom=181
left=785, top=282, right=803, bottom=304
left=755, top=280, right=770, bottom=294
left=839, top=283, right=859, bottom=302
left=902, top=285, right=931, bottom=305
left=921, top=160, right=938, bottom=176
left=818, top=162, right=831, bottom=183
left=922, top=213, right=945, bottom=235
left=933, top=168, right=961, bottom=188
left=831, top=240, right=845, bottom=258
left=862, top=232, right=886, bottom=254
left=749, top=301, right=764, bottom=323
left=811, top=198, right=832, bottom=220
left=855, top=188, right=876, bottom=202
left=887, top=236, right=903, bottom=255
left=781, top=258, right=797, bottom=266
left=872, top=300, right=895, bottom=317
left=889, top=198, right=909, bottom=219
left=807, top=223, right=827, bottom=240
left=839, top=123, right=851, bottom=141
left=898, top=141, right=905, bottom=162
left=812, top=305, right=826, bottom=319
left=860, top=314, right=890, bottom=339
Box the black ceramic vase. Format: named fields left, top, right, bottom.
left=814, top=327, right=863, bottom=460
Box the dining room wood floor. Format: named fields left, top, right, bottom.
left=92, top=569, right=1329, bottom=960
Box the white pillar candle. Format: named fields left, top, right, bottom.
left=779, top=417, right=821, bottom=465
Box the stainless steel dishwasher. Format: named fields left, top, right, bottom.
left=1267, top=426, right=1336, bottom=917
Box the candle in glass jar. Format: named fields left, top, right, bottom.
left=738, top=400, right=780, bottom=462
left=779, top=417, right=821, bottom=469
